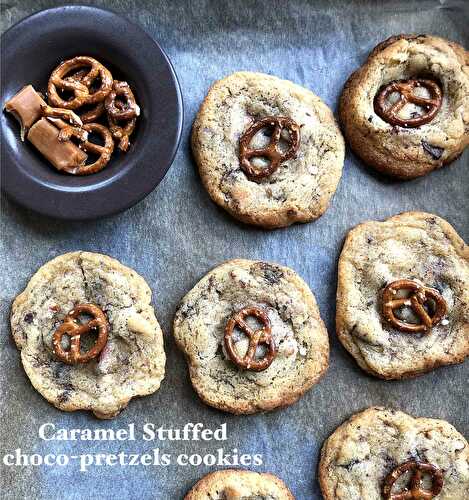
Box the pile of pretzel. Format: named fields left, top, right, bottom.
left=44, top=55, right=140, bottom=173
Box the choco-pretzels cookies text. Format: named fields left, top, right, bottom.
left=173, top=259, right=329, bottom=414
left=340, top=35, right=469, bottom=179
left=192, top=71, right=345, bottom=228
left=336, top=211, right=469, bottom=379
left=10, top=252, right=166, bottom=419
left=319, top=407, right=469, bottom=500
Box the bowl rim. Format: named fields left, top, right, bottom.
left=0, top=4, right=184, bottom=220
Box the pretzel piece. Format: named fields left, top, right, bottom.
left=382, top=279, right=447, bottom=333
left=53, top=304, right=109, bottom=365
left=106, top=81, right=139, bottom=152
left=224, top=307, right=277, bottom=371
left=48, top=56, right=113, bottom=109
left=238, top=116, right=301, bottom=180
left=374, top=79, right=442, bottom=128
left=383, top=461, right=444, bottom=500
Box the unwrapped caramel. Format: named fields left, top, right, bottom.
left=28, top=119, right=87, bottom=173
left=4, top=85, right=46, bottom=140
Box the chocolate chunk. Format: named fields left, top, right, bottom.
left=57, top=383, right=74, bottom=404
left=422, top=140, right=444, bottom=160
left=24, top=312, right=34, bottom=324
left=252, top=262, right=284, bottom=285
left=339, top=458, right=360, bottom=471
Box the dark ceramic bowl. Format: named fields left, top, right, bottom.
left=1, top=5, right=183, bottom=219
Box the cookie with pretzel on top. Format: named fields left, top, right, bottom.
left=336, top=211, right=469, bottom=379
left=10, top=251, right=165, bottom=419
left=192, top=71, right=345, bottom=229
left=339, top=34, right=469, bottom=179
left=173, top=259, right=329, bottom=414
left=319, top=407, right=469, bottom=500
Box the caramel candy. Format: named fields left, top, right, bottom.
left=28, top=118, right=87, bottom=173
left=4, top=85, right=46, bottom=140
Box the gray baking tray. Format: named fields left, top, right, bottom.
left=1, top=1, right=467, bottom=499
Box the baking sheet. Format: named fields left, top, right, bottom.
left=0, top=1, right=468, bottom=499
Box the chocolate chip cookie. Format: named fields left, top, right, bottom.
left=340, top=35, right=469, bottom=179
left=319, top=407, right=469, bottom=500
left=192, top=71, right=345, bottom=228
left=173, top=259, right=329, bottom=414
left=185, top=469, right=294, bottom=499
left=336, top=211, right=469, bottom=379
left=10, top=251, right=166, bottom=419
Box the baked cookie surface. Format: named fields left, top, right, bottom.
left=185, top=469, right=294, bottom=499
left=173, top=259, right=329, bottom=414
left=340, top=34, right=469, bottom=179
left=10, top=251, right=166, bottom=419
left=319, top=407, right=469, bottom=500
left=192, top=71, right=345, bottom=228
left=336, top=211, right=469, bottom=379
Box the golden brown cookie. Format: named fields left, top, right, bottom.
left=192, top=71, right=345, bottom=228
left=10, top=251, right=166, bottom=419
left=173, top=259, right=329, bottom=414
left=319, top=407, right=469, bottom=500
left=185, top=469, right=294, bottom=499
left=340, top=34, right=469, bottom=179
left=336, top=211, right=469, bottom=379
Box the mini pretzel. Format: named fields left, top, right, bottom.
left=383, top=461, right=444, bottom=500
left=105, top=80, right=140, bottom=121
left=47, top=117, right=89, bottom=143
left=76, top=123, right=114, bottom=175
left=53, top=304, right=108, bottom=364
left=80, top=102, right=105, bottom=123
left=238, top=116, right=300, bottom=180
left=106, top=81, right=139, bottom=152
left=48, top=56, right=113, bottom=109
left=382, top=279, right=447, bottom=333
left=64, top=69, right=105, bottom=123
left=40, top=103, right=82, bottom=127
left=374, top=79, right=442, bottom=128
left=224, top=307, right=277, bottom=371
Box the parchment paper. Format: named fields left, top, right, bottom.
left=1, top=1, right=467, bottom=499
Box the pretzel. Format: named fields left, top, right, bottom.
left=382, top=279, right=447, bottom=333
left=374, top=79, right=442, bottom=128
left=105, top=80, right=140, bottom=121
left=76, top=123, right=115, bottom=175
left=80, top=102, right=105, bottom=123
left=53, top=304, right=108, bottom=364
left=47, top=117, right=89, bottom=143
left=63, top=68, right=105, bottom=123
left=238, top=116, right=300, bottom=180
left=48, top=56, right=113, bottom=109
left=40, top=103, right=83, bottom=127
left=383, top=461, right=444, bottom=500
left=106, top=81, right=139, bottom=152
left=224, top=307, right=276, bottom=371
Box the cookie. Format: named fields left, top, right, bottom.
left=319, top=407, right=469, bottom=500
left=336, top=211, right=469, bottom=379
left=185, top=469, right=294, bottom=499
left=10, top=251, right=165, bottom=419
left=192, top=71, right=345, bottom=228
left=173, top=259, right=329, bottom=414
left=339, top=34, right=469, bottom=179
